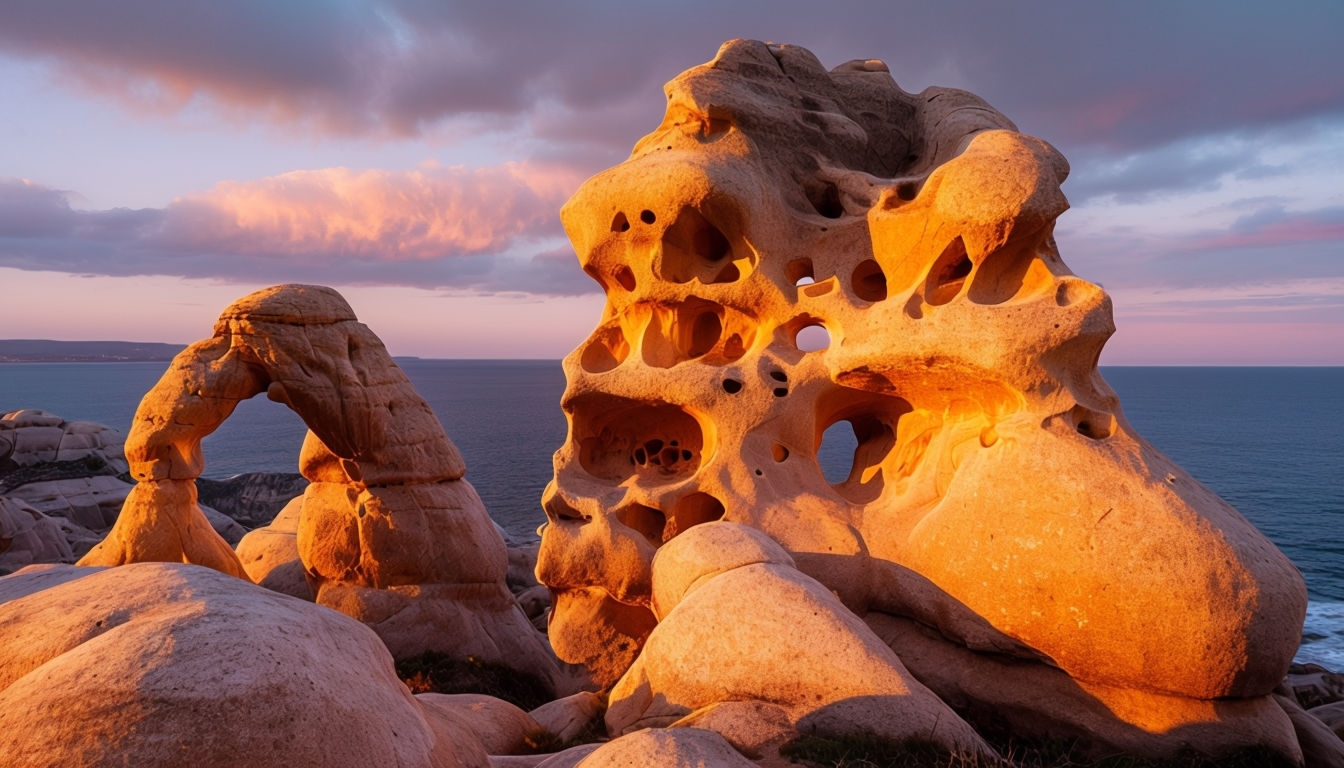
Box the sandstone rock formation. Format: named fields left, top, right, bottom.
left=0, top=562, right=481, bottom=767
left=80, top=284, right=557, bottom=684
left=0, top=409, right=127, bottom=474
left=606, top=522, right=995, bottom=761
left=537, top=38, right=1309, bottom=758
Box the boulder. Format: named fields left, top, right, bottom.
left=235, top=496, right=313, bottom=600
left=0, top=562, right=488, bottom=767
left=535, top=38, right=1306, bottom=758
left=606, top=523, right=995, bottom=761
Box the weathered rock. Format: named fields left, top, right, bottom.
left=0, top=562, right=487, bottom=768
left=536, top=38, right=1306, bottom=756
left=416, top=693, right=541, bottom=756
left=865, top=611, right=1301, bottom=761
left=81, top=284, right=558, bottom=686
left=1311, top=701, right=1344, bottom=739
left=575, top=728, right=756, bottom=768
left=529, top=691, right=605, bottom=744
left=5, top=474, right=128, bottom=531
left=0, top=497, right=72, bottom=572
left=606, top=523, right=995, bottom=761
left=1275, top=694, right=1344, bottom=768
left=0, top=409, right=127, bottom=474
left=1289, top=664, right=1344, bottom=709
left=235, top=496, right=313, bottom=600
left=195, top=471, right=307, bottom=528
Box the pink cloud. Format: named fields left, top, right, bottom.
left=162, top=162, right=579, bottom=260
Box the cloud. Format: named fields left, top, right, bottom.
left=0, top=166, right=596, bottom=294
left=1183, top=205, right=1344, bottom=251
left=3, top=0, right=1341, bottom=160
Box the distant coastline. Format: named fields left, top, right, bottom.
left=0, top=340, right=186, bottom=363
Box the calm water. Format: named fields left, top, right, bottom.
left=2, top=362, right=1341, bottom=667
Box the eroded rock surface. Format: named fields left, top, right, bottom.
left=537, top=38, right=1308, bottom=757
left=79, top=284, right=557, bottom=684
left=0, top=562, right=484, bottom=768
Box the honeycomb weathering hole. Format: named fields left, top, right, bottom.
left=852, top=259, right=887, bottom=302
left=574, top=399, right=704, bottom=483
left=818, top=421, right=859, bottom=484
left=659, top=207, right=732, bottom=284
left=616, top=504, right=667, bottom=546
left=786, top=258, right=815, bottom=286
left=668, top=492, right=726, bottom=539
left=804, top=180, right=844, bottom=218
left=1069, top=404, right=1116, bottom=440
left=611, top=212, right=631, bottom=232
left=794, top=323, right=831, bottom=352
left=926, top=236, right=972, bottom=306
left=579, top=326, right=631, bottom=373
left=615, top=266, right=637, bottom=291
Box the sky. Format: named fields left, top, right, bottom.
left=0, top=1, right=1341, bottom=363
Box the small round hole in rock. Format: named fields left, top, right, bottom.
left=794, top=324, right=830, bottom=352
left=611, top=212, right=631, bottom=232
left=722, top=379, right=743, bottom=394
left=640, top=210, right=657, bottom=225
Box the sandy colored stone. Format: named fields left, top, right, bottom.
left=1311, top=700, right=1344, bottom=739
left=606, top=523, right=995, bottom=760
left=536, top=37, right=1305, bottom=751
left=76, top=284, right=557, bottom=683
left=416, top=693, right=541, bottom=756
left=865, top=611, right=1301, bottom=761
left=6, top=474, right=129, bottom=530
left=0, top=562, right=482, bottom=768
left=235, top=496, right=313, bottom=599
left=529, top=691, right=605, bottom=744
left=576, top=727, right=756, bottom=768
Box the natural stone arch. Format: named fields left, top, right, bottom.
left=82, top=285, right=559, bottom=683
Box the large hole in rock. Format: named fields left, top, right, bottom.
left=616, top=504, right=667, bottom=546
left=968, top=239, right=1055, bottom=306
left=815, top=392, right=912, bottom=504
left=925, top=236, right=972, bottom=306
left=573, top=398, right=704, bottom=484
left=667, top=492, right=726, bottom=540
left=579, top=325, right=631, bottom=374
left=804, top=180, right=844, bottom=218
left=639, top=298, right=755, bottom=368
left=852, top=259, right=887, bottom=303
left=658, top=206, right=734, bottom=284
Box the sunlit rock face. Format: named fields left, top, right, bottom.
left=80, top=284, right=556, bottom=684
left=538, top=37, right=1306, bottom=733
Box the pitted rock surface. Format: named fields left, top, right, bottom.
left=537, top=38, right=1307, bottom=754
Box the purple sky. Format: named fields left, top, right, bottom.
left=1, top=1, right=1341, bottom=362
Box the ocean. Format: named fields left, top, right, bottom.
left=2, top=361, right=1341, bottom=669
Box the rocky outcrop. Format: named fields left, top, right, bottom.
left=195, top=471, right=307, bottom=528
left=0, top=562, right=495, bottom=768
left=0, top=409, right=127, bottom=475
left=537, top=38, right=1309, bottom=759
left=80, top=284, right=558, bottom=686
